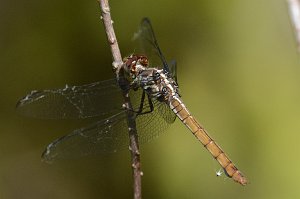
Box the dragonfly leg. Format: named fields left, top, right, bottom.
left=136, top=91, right=154, bottom=115
left=122, top=90, right=154, bottom=115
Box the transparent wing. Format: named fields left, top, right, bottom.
left=136, top=97, right=176, bottom=144
left=134, top=18, right=172, bottom=74
left=42, top=111, right=128, bottom=162
left=168, top=60, right=178, bottom=82
left=42, top=88, right=176, bottom=162
left=16, top=79, right=125, bottom=119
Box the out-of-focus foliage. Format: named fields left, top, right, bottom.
left=1, top=0, right=299, bottom=198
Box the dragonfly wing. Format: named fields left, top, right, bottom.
left=136, top=101, right=176, bottom=144
left=42, top=89, right=176, bottom=162
left=16, top=79, right=124, bottom=119
left=42, top=111, right=129, bottom=162
left=134, top=18, right=170, bottom=73
left=156, top=100, right=177, bottom=124
left=133, top=88, right=176, bottom=144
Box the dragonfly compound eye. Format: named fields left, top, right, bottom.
left=139, top=56, right=149, bottom=67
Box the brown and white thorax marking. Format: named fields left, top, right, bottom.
left=137, top=68, right=179, bottom=101
left=123, top=54, right=179, bottom=103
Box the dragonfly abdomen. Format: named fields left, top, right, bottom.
left=168, top=96, right=248, bottom=186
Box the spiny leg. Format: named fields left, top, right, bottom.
left=136, top=91, right=154, bottom=116
left=122, top=90, right=154, bottom=115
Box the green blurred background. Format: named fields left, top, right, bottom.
left=1, top=0, right=300, bottom=198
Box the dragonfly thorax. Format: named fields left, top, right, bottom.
left=123, top=54, right=179, bottom=101
left=135, top=68, right=180, bottom=102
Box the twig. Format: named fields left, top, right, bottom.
left=287, top=0, right=300, bottom=52
left=98, top=0, right=142, bottom=198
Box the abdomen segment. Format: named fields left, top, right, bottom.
left=169, top=96, right=247, bottom=186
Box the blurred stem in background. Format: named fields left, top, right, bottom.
left=287, top=0, right=300, bottom=52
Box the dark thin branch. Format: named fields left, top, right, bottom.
left=98, top=1, right=142, bottom=198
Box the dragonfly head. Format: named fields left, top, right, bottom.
left=123, top=54, right=149, bottom=79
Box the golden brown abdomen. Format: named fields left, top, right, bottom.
left=168, top=96, right=247, bottom=186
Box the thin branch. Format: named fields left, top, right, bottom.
left=98, top=0, right=142, bottom=198
left=287, top=0, right=300, bottom=52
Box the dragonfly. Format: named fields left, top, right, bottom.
left=16, top=18, right=247, bottom=185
